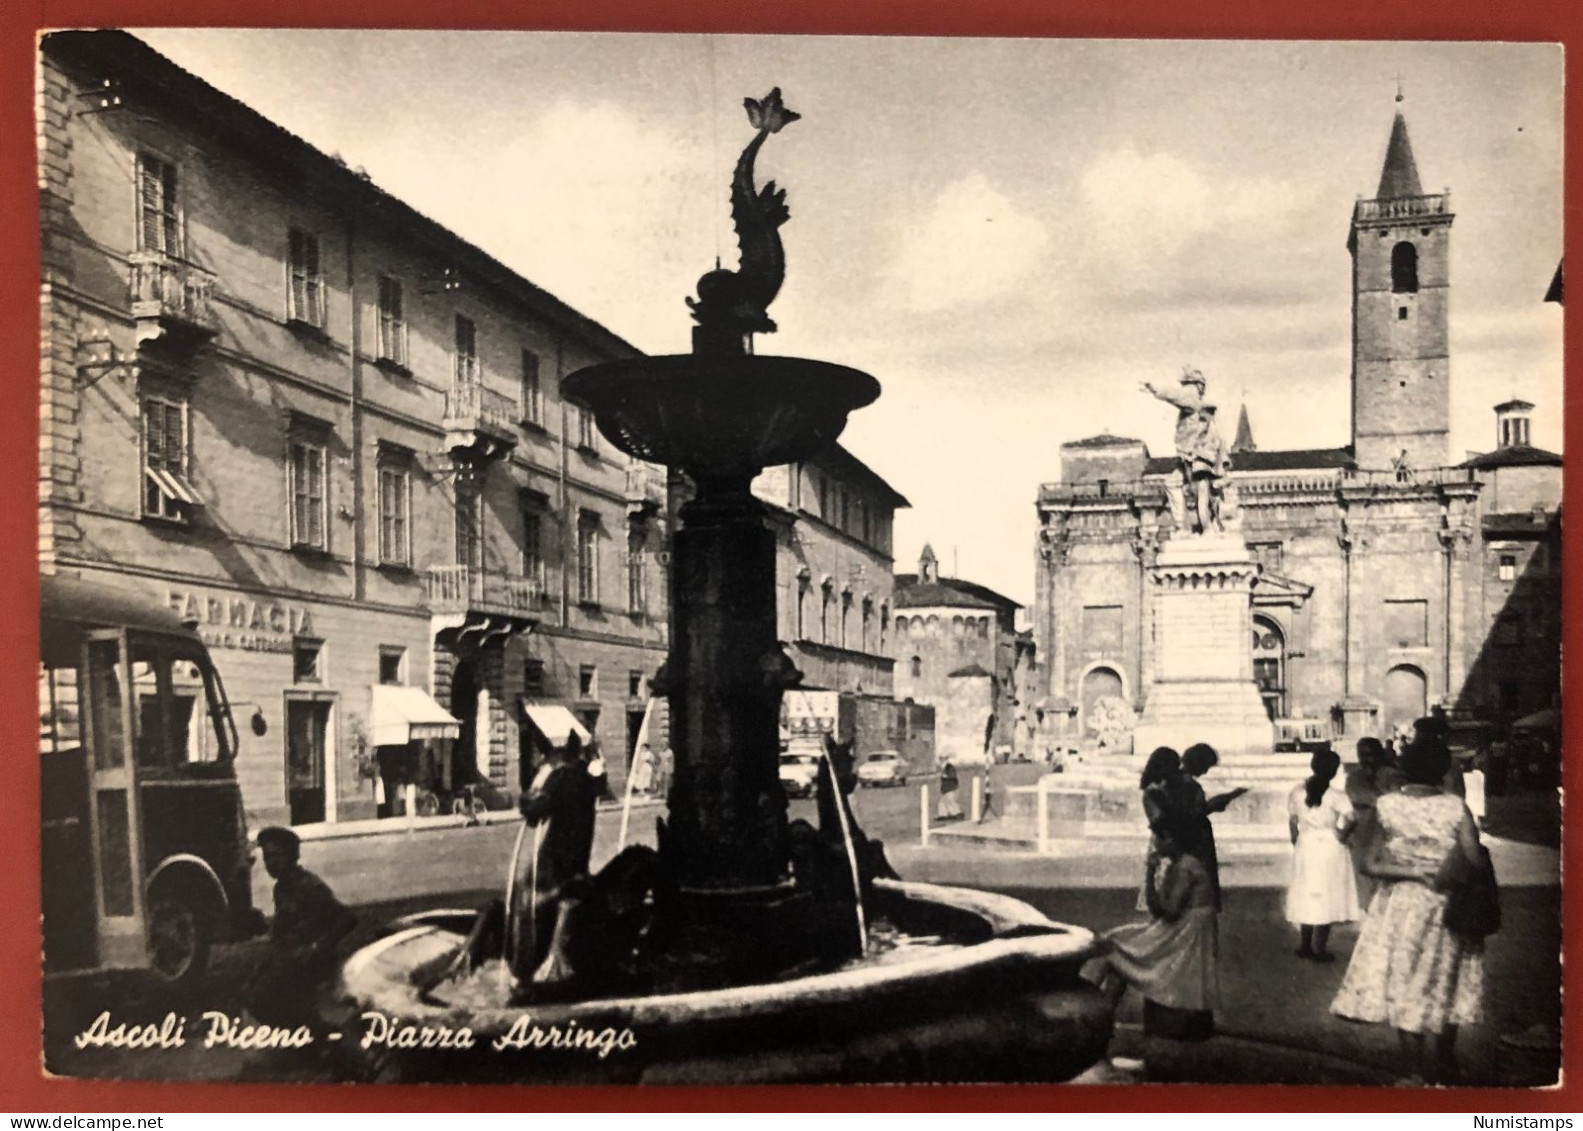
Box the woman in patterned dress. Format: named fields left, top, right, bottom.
left=1331, top=732, right=1486, bottom=1085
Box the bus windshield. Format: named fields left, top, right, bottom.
left=40, top=631, right=236, bottom=768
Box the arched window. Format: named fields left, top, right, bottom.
left=880, top=603, right=890, bottom=651
left=952, top=615, right=965, bottom=636
left=1391, top=241, right=1419, bottom=294
left=840, top=589, right=853, bottom=648
left=795, top=572, right=810, bottom=640
left=910, top=656, right=923, bottom=680
left=861, top=596, right=873, bottom=652
left=820, top=581, right=834, bottom=643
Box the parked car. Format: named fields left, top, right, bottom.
left=779, top=753, right=821, bottom=798
left=856, top=750, right=908, bottom=788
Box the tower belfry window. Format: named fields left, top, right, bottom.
left=1391, top=241, right=1419, bottom=294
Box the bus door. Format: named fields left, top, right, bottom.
left=80, top=630, right=148, bottom=969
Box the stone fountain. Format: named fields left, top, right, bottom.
left=339, top=89, right=1112, bottom=1084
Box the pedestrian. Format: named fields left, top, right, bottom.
left=1287, top=748, right=1361, bottom=962
left=1086, top=820, right=1220, bottom=1045
left=1331, top=735, right=1486, bottom=1086
left=1136, top=746, right=1181, bottom=910
left=1171, top=743, right=1249, bottom=912
left=629, top=743, right=655, bottom=795
left=1345, top=736, right=1404, bottom=908
left=936, top=760, right=962, bottom=821
left=244, top=826, right=357, bottom=1029
left=514, top=733, right=600, bottom=981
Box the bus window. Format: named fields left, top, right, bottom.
left=85, top=639, right=127, bottom=772
left=39, top=661, right=82, bottom=756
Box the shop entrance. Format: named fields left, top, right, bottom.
left=450, top=659, right=479, bottom=786
left=285, top=698, right=331, bottom=825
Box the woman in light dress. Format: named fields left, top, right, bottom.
left=1331, top=733, right=1486, bottom=1086
left=1286, top=747, right=1361, bottom=962
left=1344, top=737, right=1404, bottom=908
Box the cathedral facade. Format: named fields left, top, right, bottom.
left=1031, top=108, right=1562, bottom=754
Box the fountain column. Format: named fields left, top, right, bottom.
left=664, top=473, right=790, bottom=891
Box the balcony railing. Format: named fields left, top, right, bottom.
left=1037, top=480, right=1163, bottom=505
left=442, top=380, right=520, bottom=465
left=1353, top=193, right=1452, bottom=223
left=425, top=565, right=543, bottom=617
left=625, top=463, right=666, bottom=514
left=1340, top=466, right=1478, bottom=489
left=129, top=250, right=218, bottom=346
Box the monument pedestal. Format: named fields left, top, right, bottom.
left=1132, top=532, right=1275, bottom=759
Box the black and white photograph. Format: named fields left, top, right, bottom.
left=35, top=28, right=1563, bottom=1090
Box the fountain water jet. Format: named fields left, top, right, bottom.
left=340, top=88, right=1113, bottom=1084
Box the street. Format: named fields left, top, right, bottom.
left=44, top=775, right=1561, bottom=1087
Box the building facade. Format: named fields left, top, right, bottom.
left=1031, top=107, right=1561, bottom=754
left=891, top=546, right=1020, bottom=764
left=39, top=31, right=670, bottom=828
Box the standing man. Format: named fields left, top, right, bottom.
left=514, top=733, right=600, bottom=981
left=245, top=826, right=357, bottom=1029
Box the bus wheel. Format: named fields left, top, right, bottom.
left=148, top=895, right=211, bottom=987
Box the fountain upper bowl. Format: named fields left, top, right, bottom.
left=561, top=354, right=880, bottom=479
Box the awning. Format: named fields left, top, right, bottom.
left=1512, top=707, right=1561, bottom=733
left=369, top=685, right=461, bottom=747
left=522, top=700, right=591, bottom=748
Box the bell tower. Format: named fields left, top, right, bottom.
left=1349, top=99, right=1454, bottom=470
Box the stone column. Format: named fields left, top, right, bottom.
left=661, top=475, right=793, bottom=892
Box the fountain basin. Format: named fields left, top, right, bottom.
left=561, top=354, right=880, bottom=479
left=339, top=879, right=1112, bottom=1084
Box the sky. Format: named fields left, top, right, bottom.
left=137, top=31, right=1565, bottom=608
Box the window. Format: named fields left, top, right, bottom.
left=379, top=647, right=406, bottom=686
left=523, top=658, right=546, bottom=697
left=1383, top=599, right=1429, bottom=648
left=521, top=349, right=542, bottom=425
left=293, top=638, right=323, bottom=684
left=377, top=460, right=411, bottom=567
left=1499, top=553, right=1517, bottom=582
left=1082, top=605, right=1124, bottom=653
left=577, top=512, right=599, bottom=605
left=796, top=575, right=810, bottom=639
left=820, top=581, right=834, bottom=642
left=288, top=439, right=327, bottom=550
left=136, top=153, right=180, bottom=255
left=628, top=670, right=644, bottom=699
left=1398, top=306, right=1409, bottom=320
left=287, top=227, right=324, bottom=327
left=1501, top=418, right=1531, bottom=448
left=377, top=275, right=407, bottom=366
left=454, top=315, right=478, bottom=383
left=840, top=591, right=852, bottom=648
left=910, top=656, right=923, bottom=680
left=1390, top=241, right=1419, bottom=294
left=455, top=488, right=482, bottom=570
left=576, top=405, right=598, bottom=450
left=880, top=602, right=889, bottom=651
left=578, top=665, right=597, bottom=699
left=1497, top=614, right=1523, bottom=648
left=1250, top=541, right=1284, bottom=574
left=522, top=508, right=545, bottom=588
left=626, top=549, right=646, bottom=614
left=141, top=394, right=197, bottom=520
left=861, top=597, right=873, bottom=652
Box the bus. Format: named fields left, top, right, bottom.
left=40, top=574, right=259, bottom=985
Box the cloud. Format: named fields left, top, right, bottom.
left=885, top=173, right=1050, bottom=312
left=1076, top=145, right=1308, bottom=278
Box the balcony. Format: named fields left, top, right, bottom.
left=442, top=378, right=519, bottom=473
left=129, top=250, right=218, bottom=352
left=625, top=463, right=666, bottom=518
left=1352, top=192, right=1452, bottom=225
left=425, top=565, right=543, bottom=618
